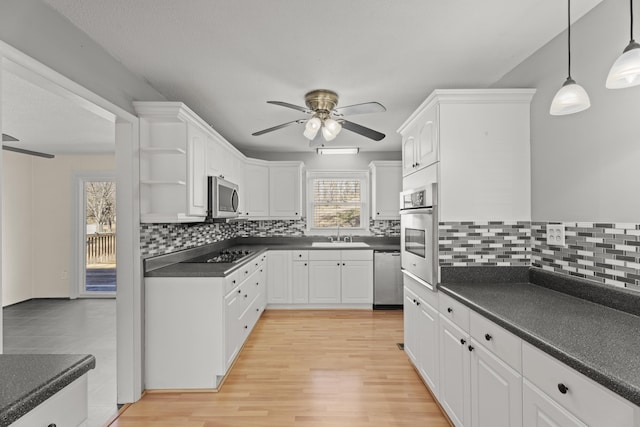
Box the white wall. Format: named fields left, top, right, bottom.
left=493, top=0, right=640, bottom=222
left=242, top=150, right=401, bottom=170
left=2, top=152, right=33, bottom=306
left=31, top=154, right=115, bottom=298
left=0, top=0, right=165, bottom=114
left=1, top=153, right=115, bottom=306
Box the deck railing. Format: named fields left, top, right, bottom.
left=86, top=232, right=116, bottom=264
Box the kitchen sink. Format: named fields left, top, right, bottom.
left=311, top=242, right=370, bottom=248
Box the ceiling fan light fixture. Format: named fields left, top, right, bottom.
left=321, top=126, right=338, bottom=141
left=317, top=147, right=359, bottom=155
left=323, top=118, right=342, bottom=136
left=303, top=117, right=322, bottom=140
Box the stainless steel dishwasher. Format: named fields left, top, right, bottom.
left=373, top=250, right=402, bottom=309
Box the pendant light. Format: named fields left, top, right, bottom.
left=606, top=0, right=640, bottom=88
left=550, top=0, right=591, bottom=115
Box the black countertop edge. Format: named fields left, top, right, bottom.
left=1, top=354, right=96, bottom=427
left=529, top=267, right=640, bottom=317
left=437, top=284, right=640, bottom=407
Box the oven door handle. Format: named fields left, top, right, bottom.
left=401, top=269, right=436, bottom=292
left=400, top=207, right=433, bottom=215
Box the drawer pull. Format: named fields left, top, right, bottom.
left=256, top=308, right=259, bottom=312
left=256, top=282, right=259, bottom=286
left=468, top=345, right=474, bottom=352
left=244, top=294, right=248, bottom=298
left=244, top=325, right=248, bottom=329
left=232, top=280, right=236, bottom=284
left=337, top=263, right=340, bottom=266
left=447, top=307, right=453, bottom=313
left=237, top=289, right=241, bottom=294
left=460, top=338, right=466, bottom=345
left=245, top=271, right=249, bottom=274
left=557, top=383, right=569, bottom=394
left=299, top=254, right=302, bottom=257
left=485, top=334, right=492, bottom=341
left=304, top=263, right=307, bottom=266
left=416, top=301, right=420, bottom=306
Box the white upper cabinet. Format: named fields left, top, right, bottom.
left=269, top=162, right=304, bottom=219
left=369, top=161, right=402, bottom=220
left=135, top=102, right=249, bottom=223
left=397, top=89, right=535, bottom=222
left=244, top=160, right=270, bottom=218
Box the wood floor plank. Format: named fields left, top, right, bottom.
left=111, top=310, right=450, bottom=427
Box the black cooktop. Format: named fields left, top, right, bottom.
left=182, top=249, right=254, bottom=264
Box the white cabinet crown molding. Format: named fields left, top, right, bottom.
left=397, top=89, right=536, bottom=134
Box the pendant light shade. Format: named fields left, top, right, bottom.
left=550, top=0, right=591, bottom=115
left=550, top=77, right=591, bottom=115
left=606, top=0, right=640, bottom=88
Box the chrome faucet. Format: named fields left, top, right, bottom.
left=343, top=235, right=352, bottom=243
left=336, top=224, right=341, bottom=241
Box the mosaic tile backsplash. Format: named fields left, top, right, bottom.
left=439, top=221, right=531, bottom=267
left=531, top=222, right=640, bottom=292
left=140, top=222, right=236, bottom=257
left=141, top=218, right=400, bottom=256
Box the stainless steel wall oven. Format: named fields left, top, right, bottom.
left=400, top=183, right=438, bottom=290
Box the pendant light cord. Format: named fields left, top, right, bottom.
left=567, top=0, right=572, bottom=79
left=631, top=0, right=635, bottom=42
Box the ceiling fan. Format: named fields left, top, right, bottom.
left=252, top=89, right=386, bottom=144
left=2, top=133, right=55, bottom=159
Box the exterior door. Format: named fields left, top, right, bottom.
left=77, top=174, right=117, bottom=297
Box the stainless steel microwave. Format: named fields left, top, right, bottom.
left=206, top=176, right=239, bottom=219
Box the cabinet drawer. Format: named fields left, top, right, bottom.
left=470, top=311, right=521, bottom=372
left=341, top=249, right=373, bottom=261
left=522, top=342, right=636, bottom=427
left=404, top=272, right=438, bottom=308
left=12, top=374, right=88, bottom=427
left=225, top=269, right=242, bottom=295
left=292, top=250, right=308, bottom=261
left=309, top=250, right=341, bottom=260
left=439, top=292, right=469, bottom=332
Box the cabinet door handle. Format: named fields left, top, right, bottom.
left=342, top=263, right=346, bottom=266
left=237, top=289, right=241, bottom=294
left=256, top=282, right=259, bottom=286
left=557, top=383, right=569, bottom=394
left=447, top=307, right=453, bottom=313
left=468, top=345, right=474, bottom=352
left=295, top=212, right=298, bottom=215
left=337, top=263, right=340, bottom=266
left=412, top=299, right=417, bottom=304
left=304, top=263, right=307, bottom=266
left=299, top=254, right=302, bottom=257
left=485, top=334, right=492, bottom=341
left=416, top=301, right=420, bottom=306
left=244, top=294, right=248, bottom=298
left=244, top=325, right=248, bottom=329
left=256, top=308, right=260, bottom=312
left=377, top=212, right=380, bottom=215
left=460, top=338, right=466, bottom=345
left=232, top=280, right=236, bottom=284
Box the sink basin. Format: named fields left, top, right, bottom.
left=311, top=242, right=370, bottom=248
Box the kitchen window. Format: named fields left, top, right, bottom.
left=307, top=171, right=369, bottom=233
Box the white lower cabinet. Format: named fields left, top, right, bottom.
left=408, top=293, right=640, bottom=427
left=523, top=379, right=587, bottom=427
left=470, top=339, right=522, bottom=427
left=268, top=249, right=373, bottom=307
left=12, top=374, right=89, bottom=427
left=291, top=260, right=309, bottom=303
left=145, top=253, right=267, bottom=389
left=439, top=315, right=472, bottom=427
left=404, top=275, right=440, bottom=396
left=308, top=260, right=342, bottom=303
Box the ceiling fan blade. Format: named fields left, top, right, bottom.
left=333, top=102, right=386, bottom=117
left=2, top=145, right=55, bottom=159
left=252, top=119, right=306, bottom=136
left=341, top=120, right=386, bottom=141
left=266, top=101, right=311, bottom=114
left=2, top=133, right=19, bottom=142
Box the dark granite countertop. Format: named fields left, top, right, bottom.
left=145, top=236, right=400, bottom=278
left=0, top=354, right=96, bottom=426
left=438, top=280, right=640, bottom=406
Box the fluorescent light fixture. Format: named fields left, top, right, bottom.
left=316, top=147, right=359, bottom=155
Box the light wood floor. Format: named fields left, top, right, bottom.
left=112, top=310, right=450, bottom=427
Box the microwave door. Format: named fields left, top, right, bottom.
left=218, top=185, right=234, bottom=212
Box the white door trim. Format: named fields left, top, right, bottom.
left=72, top=172, right=116, bottom=299
left=0, top=40, right=143, bottom=403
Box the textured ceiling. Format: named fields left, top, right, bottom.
left=2, top=71, right=115, bottom=154
left=40, top=0, right=603, bottom=153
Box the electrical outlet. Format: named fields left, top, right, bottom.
left=546, top=223, right=565, bottom=246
